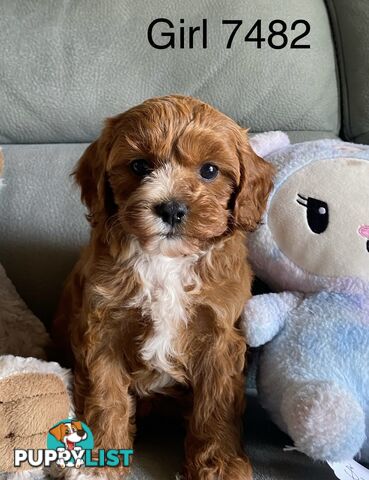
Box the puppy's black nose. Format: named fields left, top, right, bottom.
left=155, top=201, right=188, bottom=227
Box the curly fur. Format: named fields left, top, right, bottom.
left=53, top=95, right=273, bottom=479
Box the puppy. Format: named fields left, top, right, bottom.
left=54, top=95, right=273, bottom=479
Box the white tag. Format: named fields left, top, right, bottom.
left=328, top=459, right=369, bottom=480
left=283, top=444, right=299, bottom=452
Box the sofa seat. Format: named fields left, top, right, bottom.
left=0, top=136, right=338, bottom=479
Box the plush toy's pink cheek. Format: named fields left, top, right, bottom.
left=358, top=225, right=369, bottom=239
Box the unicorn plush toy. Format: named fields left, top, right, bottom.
left=243, top=132, right=369, bottom=463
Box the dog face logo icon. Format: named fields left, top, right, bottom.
left=49, top=420, right=87, bottom=450
left=14, top=418, right=132, bottom=469
left=47, top=419, right=93, bottom=468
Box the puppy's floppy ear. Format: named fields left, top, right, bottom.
left=73, top=126, right=116, bottom=225
left=233, top=132, right=274, bottom=232
left=74, top=140, right=103, bottom=213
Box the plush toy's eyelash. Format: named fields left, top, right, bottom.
left=296, top=193, right=329, bottom=234
left=296, top=193, right=308, bottom=207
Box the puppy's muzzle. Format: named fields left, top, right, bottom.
left=155, top=200, right=188, bottom=227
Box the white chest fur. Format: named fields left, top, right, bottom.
left=130, top=253, right=199, bottom=375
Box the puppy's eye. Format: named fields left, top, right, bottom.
left=200, top=163, right=219, bottom=181
left=130, top=159, right=152, bottom=177
left=297, top=194, right=329, bottom=234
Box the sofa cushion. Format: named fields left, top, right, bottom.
left=130, top=392, right=336, bottom=479
left=326, top=0, right=369, bottom=144
left=0, top=144, right=88, bottom=325
left=0, top=0, right=339, bottom=144
left=0, top=134, right=337, bottom=324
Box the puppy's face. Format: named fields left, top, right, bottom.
left=75, top=96, right=273, bottom=256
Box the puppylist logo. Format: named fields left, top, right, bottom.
left=14, top=419, right=133, bottom=469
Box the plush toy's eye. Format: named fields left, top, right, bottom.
left=297, top=194, right=329, bottom=234
left=130, top=159, right=153, bottom=177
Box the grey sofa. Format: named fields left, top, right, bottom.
left=0, top=1, right=368, bottom=478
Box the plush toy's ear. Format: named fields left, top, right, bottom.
left=233, top=136, right=274, bottom=232
left=250, top=131, right=290, bottom=158
left=49, top=423, right=66, bottom=442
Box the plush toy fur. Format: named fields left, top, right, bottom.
left=0, top=154, right=72, bottom=479
left=243, top=133, right=369, bottom=463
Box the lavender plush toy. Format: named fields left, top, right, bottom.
left=243, top=132, right=369, bottom=463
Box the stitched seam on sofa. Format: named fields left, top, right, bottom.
left=252, top=130, right=336, bottom=134
left=0, top=131, right=338, bottom=146
left=323, top=0, right=352, bottom=141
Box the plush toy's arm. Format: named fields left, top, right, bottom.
left=242, top=292, right=304, bottom=347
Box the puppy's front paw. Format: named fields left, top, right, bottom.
left=94, top=466, right=130, bottom=480
left=223, top=455, right=252, bottom=480
left=60, top=466, right=128, bottom=480
left=185, top=452, right=252, bottom=480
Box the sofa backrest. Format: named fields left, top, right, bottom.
left=0, top=0, right=357, bottom=324
left=0, top=0, right=339, bottom=144
left=325, top=0, right=369, bottom=144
